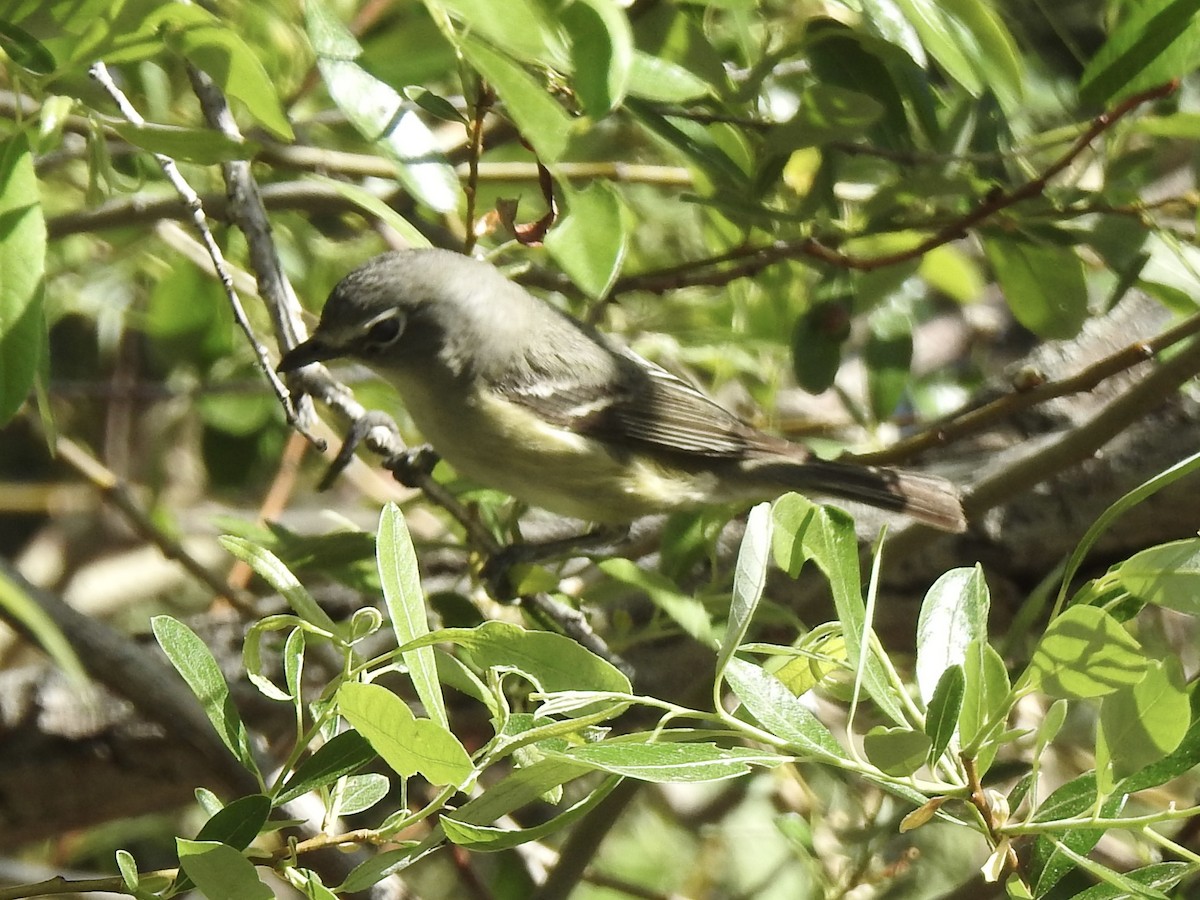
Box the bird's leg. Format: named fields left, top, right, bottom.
left=317, top=410, right=410, bottom=491
left=482, top=523, right=630, bottom=602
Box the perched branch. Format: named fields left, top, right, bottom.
left=87, top=63, right=306, bottom=436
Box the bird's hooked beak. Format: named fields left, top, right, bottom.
left=276, top=335, right=341, bottom=373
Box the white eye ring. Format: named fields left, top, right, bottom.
left=363, top=310, right=405, bottom=348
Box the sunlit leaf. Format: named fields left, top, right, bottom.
left=338, top=682, right=473, bottom=786
left=0, top=134, right=45, bottom=427
left=1027, top=606, right=1147, bottom=700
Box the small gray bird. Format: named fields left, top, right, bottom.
left=278, top=248, right=965, bottom=532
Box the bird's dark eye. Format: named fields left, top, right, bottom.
left=364, top=314, right=403, bottom=349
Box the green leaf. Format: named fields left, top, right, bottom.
left=863, top=726, right=932, bottom=776
left=561, top=0, right=633, bottom=117
left=378, top=504, right=448, bottom=728
left=958, top=637, right=1009, bottom=757
left=194, top=794, right=271, bottom=849
left=627, top=98, right=750, bottom=187
left=915, top=565, right=990, bottom=705
left=0, top=134, right=46, bottom=427
left=766, top=83, right=884, bottom=151
left=0, top=20, right=56, bottom=74
left=338, top=773, right=392, bottom=815
left=1030, top=773, right=1127, bottom=895
left=308, top=1, right=459, bottom=212
left=459, top=35, right=575, bottom=163
left=1027, top=606, right=1148, bottom=700
left=451, top=620, right=632, bottom=696
left=176, top=840, right=273, bottom=900
left=337, top=682, right=473, bottom=786
left=107, top=120, right=253, bottom=164
left=1118, top=697, right=1200, bottom=794
left=432, top=0, right=569, bottom=67
left=115, top=849, right=140, bottom=892
left=626, top=50, right=712, bottom=102
left=770, top=493, right=815, bottom=578
left=790, top=299, right=850, bottom=394
left=716, top=502, right=773, bottom=679
left=864, top=307, right=913, bottom=422
left=983, top=235, right=1088, bottom=339
left=889, top=0, right=1023, bottom=106
left=219, top=537, right=341, bottom=636
left=925, top=664, right=965, bottom=762
left=599, top=557, right=715, bottom=645
left=723, top=657, right=846, bottom=760
left=799, top=503, right=906, bottom=724
left=1115, top=538, right=1200, bottom=615
left=1068, top=863, right=1190, bottom=900
left=1099, top=659, right=1190, bottom=779
left=319, top=175, right=436, bottom=248
left=275, top=730, right=377, bottom=805
left=151, top=615, right=260, bottom=779
left=545, top=181, right=628, bottom=299
left=442, top=775, right=621, bottom=850
left=158, top=6, right=293, bottom=140
left=558, top=740, right=781, bottom=782
left=1079, top=0, right=1200, bottom=108
left=0, top=563, right=85, bottom=681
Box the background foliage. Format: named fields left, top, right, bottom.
left=2, top=0, right=1200, bottom=898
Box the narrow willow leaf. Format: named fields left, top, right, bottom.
left=715, top=502, right=772, bottom=680
left=219, top=537, right=340, bottom=635
left=308, top=0, right=458, bottom=211
left=454, top=620, right=631, bottom=695
left=561, top=0, right=633, bottom=117
left=338, top=773, right=392, bottom=816
left=558, top=740, right=780, bottom=783
left=925, top=664, right=965, bottom=762
left=1079, top=0, right=1200, bottom=107
left=194, top=795, right=271, bottom=849
left=378, top=504, right=447, bottom=728
left=151, top=615, right=260, bottom=778
left=0, top=134, right=46, bottom=427
left=459, top=36, right=574, bottom=163
left=442, top=775, right=621, bottom=851
left=275, top=730, right=376, bottom=805
left=157, top=5, right=293, bottom=140
left=723, top=657, right=845, bottom=759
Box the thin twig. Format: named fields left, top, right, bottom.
left=599, top=80, right=1179, bottom=298
left=87, top=63, right=306, bottom=435
left=854, top=307, right=1200, bottom=465
left=463, top=81, right=492, bottom=254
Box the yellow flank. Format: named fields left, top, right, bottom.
left=391, top=371, right=722, bottom=521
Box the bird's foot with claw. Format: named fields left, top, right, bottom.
left=482, top=525, right=630, bottom=602
left=318, top=410, right=410, bottom=490
left=383, top=444, right=442, bottom=487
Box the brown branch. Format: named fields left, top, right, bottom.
left=601, top=80, right=1179, bottom=298
left=855, top=307, right=1200, bottom=465
left=463, top=82, right=493, bottom=254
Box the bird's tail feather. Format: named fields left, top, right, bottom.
left=753, top=458, right=967, bottom=533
